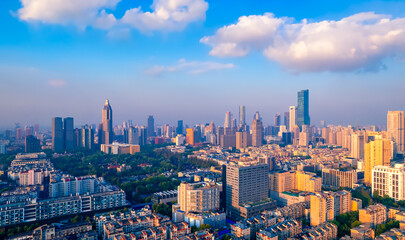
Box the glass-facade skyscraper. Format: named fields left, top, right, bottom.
left=147, top=115, right=155, bottom=137
left=239, top=105, right=246, bottom=126
left=177, top=120, right=183, bottom=135
left=297, top=89, right=310, bottom=130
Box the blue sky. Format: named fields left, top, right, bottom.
left=1, top=0, right=405, bottom=129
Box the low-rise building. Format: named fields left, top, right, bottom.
left=359, top=204, right=387, bottom=227
left=259, top=219, right=302, bottom=240
left=101, top=143, right=140, bottom=154
left=291, top=222, right=338, bottom=240
left=152, top=190, right=178, bottom=205
left=350, top=224, right=375, bottom=240
left=7, top=221, right=94, bottom=240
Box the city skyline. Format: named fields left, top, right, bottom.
left=0, top=92, right=401, bottom=130
left=2, top=0, right=405, bottom=128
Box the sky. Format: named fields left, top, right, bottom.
left=1, top=0, right=405, bottom=129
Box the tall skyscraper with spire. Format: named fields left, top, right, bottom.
left=297, top=89, right=310, bottom=130
left=252, top=112, right=263, bottom=147
left=102, top=99, right=113, bottom=144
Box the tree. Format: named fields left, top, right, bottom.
left=351, top=220, right=361, bottom=228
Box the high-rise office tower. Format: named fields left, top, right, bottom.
left=274, top=113, right=281, bottom=127
left=284, top=112, right=290, bottom=130
left=224, top=112, right=232, bottom=128
left=79, top=125, right=95, bottom=149
left=129, top=127, right=139, bottom=145
left=297, top=89, right=310, bottom=130
left=236, top=131, right=251, bottom=149
left=186, top=128, right=195, bottom=146
left=364, top=138, right=391, bottom=184
left=25, top=135, right=41, bottom=153
left=34, top=124, right=39, bottom=136
left=64, top=117, right=74, bottom=150
left=225, top=163, right=273, bottom=220
left=177, top=120, right=183, bottom=135
left=289, top=106, right=296, bottom=132
left=52, top=117, right=64, bottom=152
left=252, top=115, right=263, bottom=147
left=16, top=128, right=23, bottom=140
left=139, top=126, right=147, bottom=146
left=24, top=126, right=33, bottom=137
left=102, top=99, right=113, bottom=144
left=239, top=106, right=246, bottom=127
left=387, top=111, right=405, bottom=153
left=147, top=115, right=155, bottom=137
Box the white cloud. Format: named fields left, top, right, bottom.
left=122, top=0, right=208, bottom=32
left=48, top=79, right=67, bottom=87
left=145, top=59, right=234, bottom=76
left=201, top=12, right=405, bottom=72
left=18, top=0, right=119, bottom=29
left=18, top=0, right=208, bottom=32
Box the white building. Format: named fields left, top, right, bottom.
left=175, top=134, right=186, bottom=146
left=49, top=176, right=96, bottom=198
left=19, top=169, right=43, bottom=186
left=372, top=164, right=405, bottom=201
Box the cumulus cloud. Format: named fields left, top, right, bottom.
left=18, top=0, right=119, bottom=29
left=122, top=0, right=208, bottom=32
left=18, top=0, right=208, bottom=32
left=48, top=79, right=67, bottom=87
left=145, top=59, right=234, bottom=76
left=201, top=12, right=405, bottom=72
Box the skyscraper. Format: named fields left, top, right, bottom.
left=186, top=128, right=195, bottom=146
left=252, top=113, right=263, bottom=147
left=140, top=126, right=147, bottom=146
left=25, top=135, right=41, bottom=153
left=297, top=89, right=310, bottom=130
left=176, top=120, right=183, bottom=135
left=239, top=105, right=246, bottom=127
left=64, top=117, right=74, bottom=150
left=289, top=106, right=296, bottom=132
left=147, top=115, right=155, bottom=137
left=284, top=112, right=290, bottom=130
left=52, top=117, right=64, bottom=152
left=225, top=163, right=274, bottom=220
left=102, top=99, right=113, bottom=144
left=351, top=133, right=365, bottom=160
left=224, top=112, right=232, bottom=128
left=129, top=127, right=139, bottom=145
left=274, top=113, right=281, bottom=127
left=364, top=138, right=391, bottom=184
left=387, top=111, right=405, bottom=153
